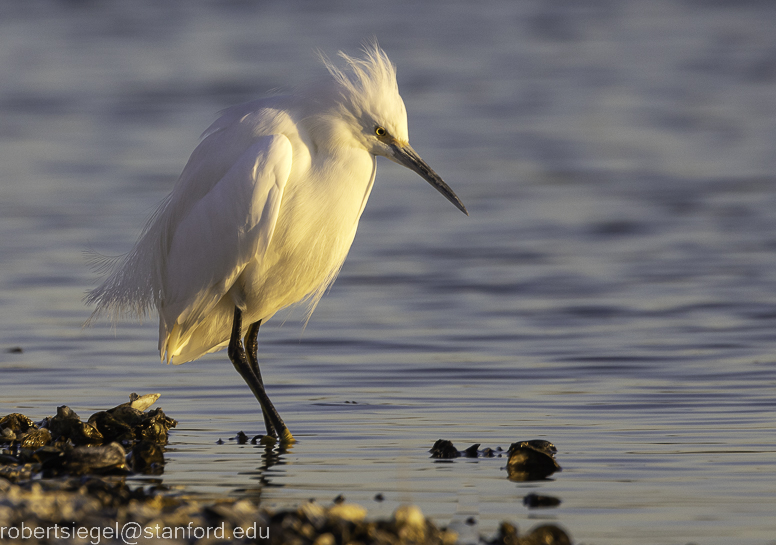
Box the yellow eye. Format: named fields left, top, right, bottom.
left=375, top=126, right=387, bottom=137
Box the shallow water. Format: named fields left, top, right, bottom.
left=2, top=1, right=776, bottom=543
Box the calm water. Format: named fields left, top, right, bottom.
left=2, top=1, right=776, bottom=544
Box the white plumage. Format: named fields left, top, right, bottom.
left=87, top=44, right=467, bottom=442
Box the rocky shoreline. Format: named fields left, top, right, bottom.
left=0, top=396, right=571, bottom=544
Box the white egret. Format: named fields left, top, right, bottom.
left=87, top=44, right=467, bottom=443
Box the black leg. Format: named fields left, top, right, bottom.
left=227, top=307, right=294, bottom=443
left=244, top=320, right=262, bottom=380
left=244, top=320, right=277, bottom=438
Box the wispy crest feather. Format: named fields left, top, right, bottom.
left=319, top=42, right=400, bottom=119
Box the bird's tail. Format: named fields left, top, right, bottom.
left=84, top=196, right=172, bottom=326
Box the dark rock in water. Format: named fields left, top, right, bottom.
left=235, top=431, right=249, bottom=444
left=0, top=413, right=34, bottom=434
left=0, top=394, right=175, bottom=482
left=49, top=406, right=104, bottom=445
left=374, top=493, right=385, bottom=502
left=487, top=522, right=571, bottom=545
left=137, top=408, right=177, bottom=444
left=430, top=439, right=460, bottom=459
left=73, top=422, right=104, bottom=445
left=89, top=405, right=176, bottom=445
left=523, top=493, right=562, bottom=508
left=107, top=405, right=146, bottom=428
left=65, top=442, right=127, bottom=475
left=522, top=440, right=557, bottom=455
left=429, top=440, right=561, bottom=474
left=506, top=441, right=562, bottom=481
left=88, top=411, right=136, bottom=444
left=464, top=443, right=481, bottom=458
left=130, top=441, right=165, bottom=473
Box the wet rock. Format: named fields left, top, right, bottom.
left=204, top=498, right=266, bottom=531
left=130, top=440, right=165, bottom=473
left=235, top=430, right=249, bottom=444
left=429, top=439, right=561, bottom=474
left=0, top=427, right=16, bottom=444
left=0, top=413, right=34, bottom=434
left=523, top=493, right=562, bottom=508
left=506, top=440, right=562, bottom=481
left=298, top=500, right=327, bottom=530
left=49, top=406, right=104, bottom=445
left=464, top=443, right=481, bottom=457
left=394, top=505, right=429, bottom=542
left=328, top=502, right=367, bottom=523
left=0, top=468, right=570, bottom=545
left=430, top=439, right=460, bottom=459
left=520, top=524, right=571, bottom=545
left=136, top=408, right=177, bottom=444
left=88, top=411, right=136, bottom=444
left=0, top=394, right=175, bottom=482
left=491, top=521, right=519, bottom=545
left=522, top=440, right=557, bottom=456
left=65, top=442, right=127, bottom=475
left=47, top=405, right=82, bottom=438
left=487, top=522, right=571, bottom=545
left=73, top=422, right=104, bottom=445
left=0, top=453, right=19, bottom=465
left=266, top=502, right=458, bottom=545
left=29, top=445, right=67, bottom=474
left=0, top=463, right=34, bottom=483
left=89, top=396, right=177, bottom=445
left=106, top=405, right=146, bottom=427
left=19, top=428, right=51, bottom=449
left=312, top=533, right=335, bottom=545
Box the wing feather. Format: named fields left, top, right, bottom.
left=159, top=134, right=292, bottom=362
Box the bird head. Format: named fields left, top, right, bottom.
left=321, top=44, right=468, bottom=216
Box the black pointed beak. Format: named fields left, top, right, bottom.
left=390, top=143, right=468, bottom=216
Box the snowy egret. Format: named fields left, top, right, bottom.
left=87, top=44, right=467, bottom=443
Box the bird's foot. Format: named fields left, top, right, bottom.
left=257, top=428, right=295, bottom=445
left=278, top=428, right=295, bottom=445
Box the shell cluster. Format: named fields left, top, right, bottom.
left=0, top=393, right=176, bottom=481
